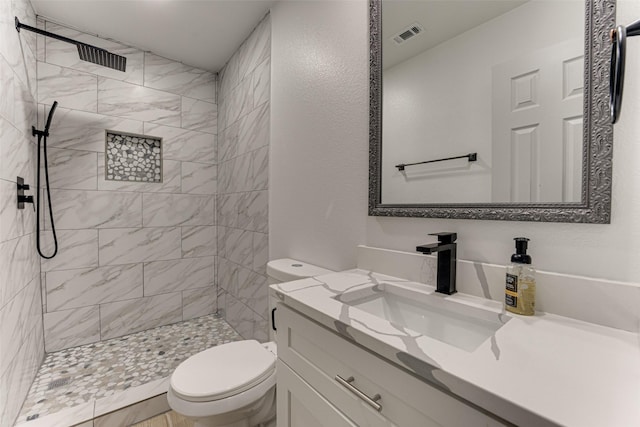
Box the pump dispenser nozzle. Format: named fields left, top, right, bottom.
left=511, top=237, right=531, bottom=264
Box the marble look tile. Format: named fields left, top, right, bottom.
left=94, top=377, right=169, bottom=417
left=238, top=191, right=268, bottom=233
left=144, top=53, right=216, bottom=102
left=225, top=293, right=254, bottom=340
left=181, top=225, right=216, bottom=258
left=252, top=146, right=269, bottom=191
left=218, top=227, right=253, bottom=268
left=0, top=320, right=43, bottom=427
left=253, top=59, right=270, bottom=109
left=47, top=189, right=142, bottom=230
left=14, top=74, right=36, bottom=136
left=0, top=276, right=41, bottom=376
left=0, top=178, right=33, bottom=242
left=44, top=305, right=100, bottom=352
left=100, top=292, right=182, bottom=340
left=144, top=256, right=214, bottom=296
left=41, top=230, right=99, bottom=272
left=143, top=193, right=214, bottom=227
left=182, top=162, right=216, bottom=195
left=12, top=0, right=37, bottom=56
left=253, top=314, right=269, bottom=343
left=42, top=105, right=143, bottom=152
left=217, top=194, right=239, bottom=227
left=235, top=267, right=268, bottom=319
left=14, top=401, right=95, bottom=427
left=99, top=227, right=181, bottom=266
left=219, top=51, right=239, bottom=101
left=0, top=115, right=34, bottom=182
left=98, top=154, right=181, bottom=193
left=239, top=102, right=269, bottom=156
left=0, top=54, right=15, bottom=123
left=38, top=62, right=97, bottom=112
left=143, top=123, right=215, bottom=164
left=47, top=148, right=98, bottom=190
left=98, top=77, right=181, bottom=125
left=225, top=77, right=253, bottom=127
left=46, top=264, right=143, bottom=312
left=217, top=257, right=236, bottom=292
left=253, top=232, right=268, bottom=275
left=217, top=97, right=227, bottom=134
left=183, top=287, right=216, bottom=320
left=45, top=21, right=144, bottom=85
left=218, top=120, right=239, bottom=162
left=0, top=234, right=39, bottom=309
left=218, top=153, right=252, bottom=194
left=35, top=18, right=45, bottom=62
left=181, top=97, right=217, bottom=134
left=238, top=16, right=271, bottom=81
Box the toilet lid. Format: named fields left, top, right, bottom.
left=171, top=340, right=276, bottom=402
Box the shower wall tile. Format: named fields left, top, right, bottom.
left=238, top=17, right=271, bottom=82
left=98, top=227, right=181, bottom=265
left=12, top=0, right=37, bottom=57
left=238, top=102, right=269, bottom=155
left=0, top=318, right=43, bottom=427
left=47, top=147, right=98, bottom=190
left=182, top=225, right=216, bottom=258
left=100, top=292, right=182, bottom=340
left=144, top=53, right=216, bottom=102
left=37, top=62, right=97, bottom=111
left=182, top=286, right=216, bottom=320
left=143, top=256, right=215, bottom=296
left=43, top=105, right=144, bottom=152
left=0, top=276, right=41, bottom=376
left=0, top=54, right=15, bottom=123
left=182, top=162, right=216, bottom=195
left=44, top=305, right=100, bottom=352
left=46, top=263, right=143, bottom=312
left=14, top=75, right=37, bottom=136
left=238, top=190, right=268, bottom=233
left=143, top=123, right=216, bottom=164
left=98, top=154, right=181, bottom=193
left=45, top=22, right=144, bottom=85
left=97, top=77, right=181, bottom=125
left=0, top=234, right=39, bottom=309
left=181, top=97, right=217, bottom=134
left=217, top=13, right=270, bottom=342
left=0, top=115, right=34, bottom=182
left=47, top=189, right=142, bottom=229
left=253, top=58, right=270, bottom=109
left=142, top=193, right=214, bottom=227
left=40, top=229, right=99, bottom=272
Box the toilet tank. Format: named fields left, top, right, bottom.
left=267, top=259, right=333, bottom=341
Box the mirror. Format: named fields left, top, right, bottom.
left=369, top=0, right=614, bottom=223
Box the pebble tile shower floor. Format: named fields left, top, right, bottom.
left=17, top=315, right=241, bottom=423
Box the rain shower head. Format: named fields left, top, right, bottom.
left=15, top=17, right=127, bottom=72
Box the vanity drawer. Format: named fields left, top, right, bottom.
left=276, top=304, right=508, bottom=427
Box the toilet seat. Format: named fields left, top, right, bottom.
left=170, top=340, right=276, bottom=402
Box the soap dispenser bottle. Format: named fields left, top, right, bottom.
left=505, top=237, right=536, bottom=315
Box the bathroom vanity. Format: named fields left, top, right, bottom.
left=271, top=255, right=640, bottom=427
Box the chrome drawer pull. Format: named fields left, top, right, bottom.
left=335, top=375, right=382, bottom=412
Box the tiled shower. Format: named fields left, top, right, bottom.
left=0, top=0, right=271, bottom=424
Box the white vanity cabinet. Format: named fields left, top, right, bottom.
left=275, top=304, right=508, bottom=427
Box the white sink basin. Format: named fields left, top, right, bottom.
left=336, top=282, right=508, bottom=352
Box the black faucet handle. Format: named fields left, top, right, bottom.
left=429, top=232, right=457, bottom=244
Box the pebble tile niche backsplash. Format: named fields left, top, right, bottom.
left=106, top=131, right=162, bottom=182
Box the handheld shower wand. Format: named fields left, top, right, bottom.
left=34, top=102, right=59, bottom=259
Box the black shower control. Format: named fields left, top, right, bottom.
left=17, top=176, right=34, bottom=209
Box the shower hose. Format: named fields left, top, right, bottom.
left=35, top=101, right=59, bottom=259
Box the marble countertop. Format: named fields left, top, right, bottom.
left=271, top=269, right=640, bottom=427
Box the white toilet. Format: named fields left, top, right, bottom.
left=167, top=259, right=333, bottom=427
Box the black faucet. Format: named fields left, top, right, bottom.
left=416, top=232, right=457, bottom=295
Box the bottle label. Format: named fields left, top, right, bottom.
left=505, top=274, right=518, bottom=307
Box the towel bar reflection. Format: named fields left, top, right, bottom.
left=395, top=152, right=477, bottom=171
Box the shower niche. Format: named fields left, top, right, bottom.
left=105, top=130, right=163, bottom=183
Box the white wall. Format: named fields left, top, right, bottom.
left=382, top=0, right=583, bottom=204
left=270, top=0, right=369, bottom=271
left=270, top=0, right=640, bottom=285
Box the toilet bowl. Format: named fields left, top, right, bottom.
left=167, top=259, right=333, bottom=427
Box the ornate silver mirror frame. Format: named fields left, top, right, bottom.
left=369, top=0, right=614, bottom=223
